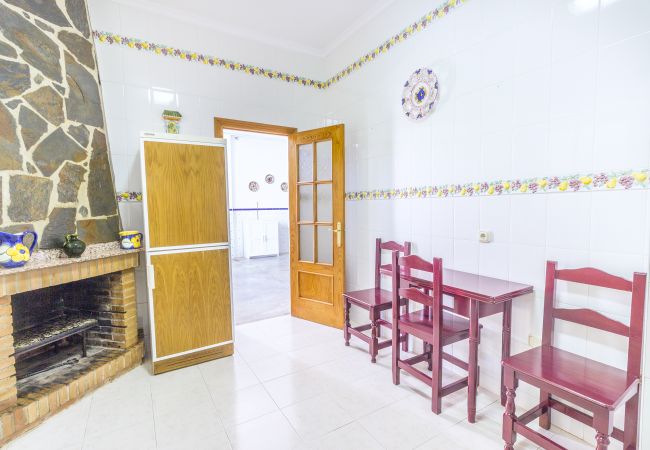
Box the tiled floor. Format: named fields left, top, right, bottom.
left=8, top=315, right=600, bottom=450
left=231, top=254, right=289, bottom=325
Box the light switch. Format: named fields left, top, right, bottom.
left=479, top=231, right=492, bottom=243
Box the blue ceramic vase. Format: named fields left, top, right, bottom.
left=0, top=231, right=38, bottom=269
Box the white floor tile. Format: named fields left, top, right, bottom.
left=262, top=368, right=329, bottom=408
left=281, top=394, right=355, bottom=441
left=211, top=384, right=279, bottom=427
left=224, top=411, right=304, bottom=450
left=198, top=354, right=260, bottom=394
left=313, top=422, right=383, bottom=450
left=247, top=353, right=308, bottom=382
left=83, top=416, right=156, bottom=450
left=154, top=405, right=229, bottom=449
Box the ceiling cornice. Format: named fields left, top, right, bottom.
left=108, top=0, right=325, bottom=56
left=95, top=0, right=468, bottom=89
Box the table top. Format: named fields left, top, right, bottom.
left=380, top=264, right=533, bottom=304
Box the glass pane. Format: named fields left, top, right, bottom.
left=317, top=226, right=333, bottom=264
left=316, top=140, right=332, bottom=181
left=299, top=225, right=314, bottom=261
left=299, top=185, right=313, bottom=222
left=298, top=144, right=313, bottom=182
left=316, top=184, right=332, bottom=222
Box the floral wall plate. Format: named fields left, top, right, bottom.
left=402, top=68, right=439, bottom=121
left=248, top=181, right=259, bottom=192
left=281, top=182, right=288, bottom=192
left=265, top=174, right=275, bottom=184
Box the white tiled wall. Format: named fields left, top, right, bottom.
left=88, top=0, right=650, bottom=443
left=326, top=0, right=650, bottom=443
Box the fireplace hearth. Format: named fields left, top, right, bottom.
left=0, top=243, right=144, bottom=444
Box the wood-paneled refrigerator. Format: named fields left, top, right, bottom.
left=140, top=133, right=233, bottom=374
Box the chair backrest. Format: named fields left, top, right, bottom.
left=542, top=260, right=647, bottom=381
left=391, top=253, right=443, bottom=331
left=374, top=238, right=411, bottom=289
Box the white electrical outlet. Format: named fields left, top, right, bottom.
left=479, top=231, right=492, bottom=243
left=528, top=335, right=541, bottom=347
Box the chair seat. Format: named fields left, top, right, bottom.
left=398, top=310, right=472, bottom=344
left=502, top=346, right=636, bottom=410
left=343, top=288, right=393, bottom=309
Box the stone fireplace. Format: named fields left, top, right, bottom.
left=0, top=244, right=144, bottom=444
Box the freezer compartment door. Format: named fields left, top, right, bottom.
left=143, top=140, right=229, bottom=249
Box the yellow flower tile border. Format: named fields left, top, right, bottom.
left=116, top=191, right=142, bottom=202
left=93, top=0, right=468, bottom=90
left=346, top=170, right=650, bottom=201
left=118, top=170, right=649, bottom=204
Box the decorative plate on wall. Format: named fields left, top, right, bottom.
left=281, top=182, right=288, bottom=192
left=248, top=181, right=259, bottom=192
left=402, top=68, right=439, bottom=121
left=265, top=174, right=275, bottom=184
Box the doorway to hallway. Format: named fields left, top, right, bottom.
left=223, top=128, right=290, bottom=325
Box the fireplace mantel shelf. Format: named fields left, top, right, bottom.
left=0, top=242, right=141, bottom=297
left=0, top=242, right=140, bottom=277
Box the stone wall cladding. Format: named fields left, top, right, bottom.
left=0, top=0, right=120, bottom=248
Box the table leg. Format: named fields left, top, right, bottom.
left=468, top=298, right=479, bottom=423
left=343, top=298, right=351, bottom=346
left=501, top=300, right=512, bottom=406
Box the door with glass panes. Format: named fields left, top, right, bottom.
left=289, top=125, right=345, bottom=328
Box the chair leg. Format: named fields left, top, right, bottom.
left=539, top=390, right=551, bottom=430
left=376, top=311, right=382, bottom=339
left=502, top=369, right=517, bottom=450
left=343, top=298, right=351, bottom=346
left=594, top=410, right=614, bottom=450
left=370, top=308, right=378, bottom=363
left=595, top=433, right=610, bottom=450
left=392, top=322, right=401, bottom=386
left=623, top=391, right=639, bottom=450
left=431, top=342, right=442, bottom=414
left=401, top=300, right=409, bottom=352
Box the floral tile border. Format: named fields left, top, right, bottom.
left=116, top=191, right=142, bottom=202
left=93, top=0, right=467, bottom=90
left=325, top=0, right=465, bottom=88
left=345, top=170, right=650, bottom=201
left=116, top=170, right=649, bottom=204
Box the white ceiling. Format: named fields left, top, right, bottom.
left=116, top=0, right=396, bottom=57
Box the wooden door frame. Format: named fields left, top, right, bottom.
left=214, top=117, right=297, bottom=138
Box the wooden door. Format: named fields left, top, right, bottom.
left=289, top=125, right=345, bottom=328
left=143, top=140, right=229, bottom=249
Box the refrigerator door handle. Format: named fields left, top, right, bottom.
left=148, top=264, right=155, bottom=289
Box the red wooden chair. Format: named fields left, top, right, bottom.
left=502, top=261, right=646, bottom=450
left=391, top=253, right=478, bottom=416
left=343, top=239, right=411, bottom=362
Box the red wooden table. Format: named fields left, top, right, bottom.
left=381, top=264, right=534, bottom=422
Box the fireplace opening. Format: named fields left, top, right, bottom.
left=10, top=274, right=128, bottom=393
